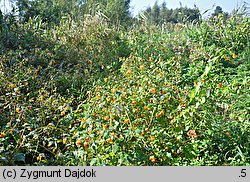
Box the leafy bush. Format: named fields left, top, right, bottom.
left=0, top=13, right=249, bottom=166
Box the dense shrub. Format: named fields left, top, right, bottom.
left=0, top=13, right=249, bottom=165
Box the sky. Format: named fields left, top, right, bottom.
left=130, top=0, right=249, bottom=16
left=0, top=0, right=249, bottom=16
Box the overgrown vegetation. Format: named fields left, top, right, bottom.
left=0, top=0, right=249, bottom=166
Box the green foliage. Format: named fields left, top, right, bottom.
left=141, top=1, right=201, bottom=25
left=0, top=5, right=249, bottom=166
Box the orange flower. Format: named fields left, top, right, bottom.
left=218, top=82, right=223, bottom=89
left=85, top=137, right=90, bottom=142
left=37, top=156, right=42, bottom=161
left=150, top=135, right=155, bottom=141
left=145, top=128, right=149, bottom=132
left=232, top=53, right=237, bottom=59
left=179, top=97, right=183, bottom=102
left=226, top=57, right=230, bottom=61
left=111, top=88, right=116, bottom=93
left=103, top=125, right=108, bottom=130
left=167, top=83, right=171, bottom=87
left=187, top=129, right=198, bottom=139
left=107, top=138, right=112, bottom=143
left=63, top=138, right=67, bottom=144
left=0, top=132, right=5, bottom=138
left=81, top=118, right=87, bottom=123
left=139, top=65, right=144, bottom=71
left=225, top=132, right=230, bottom=137
left=83, top=142, right=88, bottom=148
left=156, top=113, right=161, bottom=118
left=132, top=101, right=137, bottom=106
left=76, top=138, right=82, bottom=146
left=105, top=116, right=110, bottom=121
left=16, top=108, right=21, bottom=113
left=96, top=87, right=101, bottom=92
left=149, top=88, right=156, bottom=94
left=160, top=110, right=165, bottom=115
left=149, top=156, right=156, bottom=163
left=126, top=68, right=132, bottom=74
left=60, top=111, right=66, bottom=116
left=162, top=91, right=166, bottom=95
left=124, top=119, right=130, bottom=124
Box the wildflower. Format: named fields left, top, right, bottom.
left=107, top=138, right=112, bottom=143
left=16, top=108, right=21, bottom=113
left=149, top=88, right=156, bottom=94
left=225, top=132, right=230, bottom=137
left=232, top=53, right=237, bottom=59
left=218, top=82, right=223, bottom=89
left=105, top=116, right=110, bottom=121
left=150, top=136, right=155, bottom=141
left=76, top=138, right=82, bottom=146
left=132, top=101, right=137, bottom=106
left=124, top=119, right=130, bottom=124
left=226, top=57, right=230, bottom=61
left=111, top=88, right=116, bottom=94
left=63, top=138, right=67, bottom=144
left=106, top=97, right=111, bottom=102
left=149, top=156, right=156, bottom=163
left=187, top=129, right=198, bottom=139
left=103, top=125, right=108, bottom=130
left=0, top=132, right=5, bottom=138
left=84, top=142, right=88, bottom=148
left=37, top=156, right=42, bottom=161
left=139, top=65, right=144, bottom=71
left=81, top=118, right=87, bottom=123
left=60, top=111, right=66, bottom=116
left=126, top=68, right=132, bottom=74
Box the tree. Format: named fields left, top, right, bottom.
left=14, top=0, right=82, bottom=24
left=212, top=6, right=223, bottom=17
left=103, top=0, right=132, bottom=27
left=151, top=1, right=160, bottom=24
left=211, top=6, right=229, bottom=19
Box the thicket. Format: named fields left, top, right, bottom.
left=0, top=1, right=249, bottom=165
